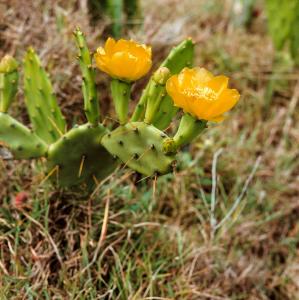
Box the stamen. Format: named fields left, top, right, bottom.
left=183, top=87, right=217, bottom=101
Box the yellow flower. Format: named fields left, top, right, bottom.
left=166, top=67, right=240, bottom=122
left=94, top=38, right=152, bottom=81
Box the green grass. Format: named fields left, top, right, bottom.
left=0, top=0, right=299, bottom=299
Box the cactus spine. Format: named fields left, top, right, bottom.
left=0, top=55, right=19, bottom=113
left=23, top=48, right=66, bottom=143
left=74, top=29, right=100, bottom=125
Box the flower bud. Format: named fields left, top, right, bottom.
left=153, top=67, right=171, bottom=85
left=0, top=55, right=19, bottom=73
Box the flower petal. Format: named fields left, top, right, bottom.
left=209, top=115, right=225, bottom=122
left=206, top=88, right=240, bottom=119
left=166, top=76, right=189, bottom=109
left=104, top=37, right=116, bottom=56
left=94, top=51, right=111, bottom=74
left=110, top=52, right=139, bottom=80
left=207, top=75, right=229, bottom=93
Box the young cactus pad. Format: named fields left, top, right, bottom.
left=24, top=48, right=66, bottom=144
left=101, top=122, right=176, bottom=177
left=47, top=123, right=117, bottom=187
left=73, top=29, right=100, bottom=125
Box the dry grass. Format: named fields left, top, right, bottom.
left=0, top=0, right=299, bottom=299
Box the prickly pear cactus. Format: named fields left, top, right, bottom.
left=1, top=28, right=240, bottom=189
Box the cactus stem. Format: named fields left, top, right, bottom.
left=171, top=114, right=207, bottom=149
left=111, top=79, right=131, bottom=125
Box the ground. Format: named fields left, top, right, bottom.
left=0, top=0, right=299, bottom=299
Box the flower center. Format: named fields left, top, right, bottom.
left=183, top=86, right=218, bottom=101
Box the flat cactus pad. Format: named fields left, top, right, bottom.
left=101, top=122, right=176, bottom=177
left=47, top=123, right=117, bottom=187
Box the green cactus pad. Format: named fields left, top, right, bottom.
left=102, top=122, right=176, bottom=177
left=24, top=48, right=66, bottom=144
left=47, top=123, right=117, bottom=187
left=152, top=95, right=178, bottom=130
left=0, top=112, right=48, bottom=159
left=74, top=29, right=100, bottom=125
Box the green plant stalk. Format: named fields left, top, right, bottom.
left=107, top=0, right=123, bottom=38
left=289, top=2, right=299, bottom=64
left=265, top=0, right=299, bottom=64
left=74, top=28, right=100, bottom=125
left=110, top=79, right=131, bottom=124
left=130, top=84, right=148, bottom=122
left=124, top=0, right=142, bottom=28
